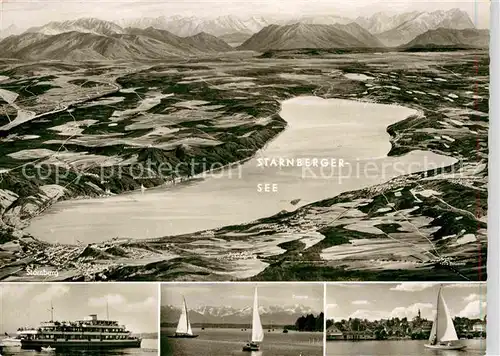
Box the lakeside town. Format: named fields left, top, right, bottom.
left=326, top=311, right=486, bottom=341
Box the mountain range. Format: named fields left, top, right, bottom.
left=25, top=18, right=125, bottom=36
left=0, top=24, right=23, bottom=39
left=0, top=9, right=485, bottom=60
left=0, top=21, right=233, bottom=60
left=117, top=15, right=275, bottom=37
left=372, top=9, right=477, bottom=46
left=113, top=10, right=475, bottom=40
left=161, top=304, right=317, bottom=325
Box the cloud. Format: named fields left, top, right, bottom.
left=352, top=300, right=370, bottom=305
left=458, top=300, right=487, bottom=318
left=326, top=303, right=337, bottom=317
left=0, top=284, right=35, bottom=299
left=33, top=285, right=70, bottom=303
left=124, top=297, right=156, bottom=312
left=89, top=293, right=126, bottom=307
left=345, top=302, right=434, bottom=321
left=445, top=283, right=484, bottom=289
left=390, top=283, right=435, bottom=292
left=331, top=284, right=363, bottom=288
left=232, top=295, right=254, bottom=300
left=349, top=309, right=386, bottom=320
left=464, top=293, right=480, bottom=302
left=88, top=294, right=156, bottom=313
left=292, top=294, right=311, bottom=300
left=389, top=303, right=434, bottom=319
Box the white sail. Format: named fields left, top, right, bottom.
left=176, top=297, right=193, bottom=335
left=429, top=287, right=459, bottom=343
left=428, top=314, right=437, bottom=343
left=251, top=288, right=264, bottom=343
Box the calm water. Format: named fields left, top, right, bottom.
left=160, top=328, right=322, bottom=356
left=0, top=338, right=157, bottom=356
left=326, top=339, right=486, bottom=356
left=27, top=97, right=457, bottom=243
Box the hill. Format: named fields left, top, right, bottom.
left=237, top=22, right=384, bottom=52
left=403, top=28, right=489, bottom=49
left=218, top=32, right=253, bottom=46
left=182, top=32, right=233, bottom=52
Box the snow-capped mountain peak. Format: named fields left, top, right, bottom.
left=161, top=304, right=318, bottom=325
left=25, top=18, right=124, bottom=37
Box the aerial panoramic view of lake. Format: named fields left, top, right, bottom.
left=26, top=96, right=456, bottom=243
left=161, top=328, right=322, bottom=356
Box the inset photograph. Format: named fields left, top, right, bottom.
left=161, top=283, right=323, bottom=356
left=0, top=283, right=159, bottom=355
left=326, top=283, right=486, bottom=355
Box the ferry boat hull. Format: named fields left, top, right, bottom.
left=21, top=339, right=141, bottom=351
left=424, top=343, right=466, bottom=350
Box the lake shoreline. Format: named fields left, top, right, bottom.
left=0, top=52, right=488, bottom=281
left=24, top=95, right=456, bottom=243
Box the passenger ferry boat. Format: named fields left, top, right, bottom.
left=19, top=313, right=141, bottom=351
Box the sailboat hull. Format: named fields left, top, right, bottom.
left=424, top=344, right=466, bottom=350
left=168, top=334, right=199, bottom=338
left=242, top=345, right=260, bottom=351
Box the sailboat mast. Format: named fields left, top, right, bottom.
left=49, top=301, right=54, bottom=322
left=252, top=288, right=257, bottom=341
left=435, top=285, right=442, bottom=341
left=183, top=297, right=189, bottom=332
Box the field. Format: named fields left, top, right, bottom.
left=0, top=50, right=489, bottom=281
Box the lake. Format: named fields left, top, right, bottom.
left=326, top=339, right=486, bottom=355
left=26, top=96, right=457, bottom=243
left=160, top=328, right=322, bottom=356
left=0, top=338, right=158, bottom=356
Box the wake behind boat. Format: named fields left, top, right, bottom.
left=243, top=287, right=264, bottom=352
left=424, top=286, right=466, bottom=351
left=0, top=332, right=22, bottom=347
left=168, top=297, right=199, bottom=338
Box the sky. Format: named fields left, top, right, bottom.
left=161, top=283, right=323, bottom=312
left=326, top=283, right=487, bottom=321
left=0, top=283, right=159, bottom=334
left=0, top=0, right=491, bottom=30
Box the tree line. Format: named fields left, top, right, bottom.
left=284, top=313, right=324, bottom=332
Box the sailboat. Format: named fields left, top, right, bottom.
left=168, top=297, right=198, bottom=338
left=424, top=285, right=466, bottom=350
left=243, top=287, right=264, bottom=352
